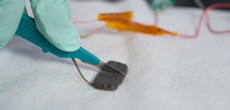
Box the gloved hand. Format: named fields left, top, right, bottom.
left=0, top=0, right=80, bottom=52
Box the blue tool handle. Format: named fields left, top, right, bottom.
left=15, top=13, right=100, bottom=65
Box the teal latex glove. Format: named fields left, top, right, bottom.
left=0, top=0, right=80, bottom=52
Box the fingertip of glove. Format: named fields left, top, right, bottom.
left=58, top=43, right=81, bottom=52
left=55, top=37, right=81, bottom=52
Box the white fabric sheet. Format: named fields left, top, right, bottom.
left=0, top=1, right=230, bottom=110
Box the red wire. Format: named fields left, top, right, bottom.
left=179, top=3, right=230, bottom=38
left=206, top=15, right=230, bottom=34
left=73, top=19, right=105, bottom=37
left=74, top=3, right=230, bottom=38
left=85, top=25, right=105, bottom=37
left=153, top=11, right=159, bottom=25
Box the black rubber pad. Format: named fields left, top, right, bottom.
left=92, top=61, right=128, bottom=91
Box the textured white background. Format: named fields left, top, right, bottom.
left=0, top=0, right=230, bottom=110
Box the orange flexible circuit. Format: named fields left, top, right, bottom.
left=106, top=20, right=177, bottom=36
left=98, top=11, right=133, bottom=21
left=98, top=11, right=177, bottom=36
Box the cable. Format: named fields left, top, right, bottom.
left=81, top=25, right=106, bottom=38
left=193, top=1, right=230, bottom=34
left=73, top=3, right=230, bottom=39
left=178, top=3, right=230, bottom=38
left=206, top=15, right=230, bottom=34
left=153, top=11, right=159, bottom=25
left=71, top=58, right=92, bottom=85
left=74, top=19, right=105, bottom=38
left=74, top=19, right=98, bottom=24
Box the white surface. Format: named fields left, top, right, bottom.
left=1, top=1, right=230, bottom=110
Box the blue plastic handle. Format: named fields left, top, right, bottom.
left=15, top=13, right=100, bottom=65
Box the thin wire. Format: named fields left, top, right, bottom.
left=71, top=58, right=92, bottom=84
left=73, top=18, right=105, bottom=38
left=178, top=3, right=230, bottom=38
left=153, top=11, right=159, bottom=25
left=81, top=25, right=106, bottom=38
left=74, top=3, right=230, bottom=39
left=206, top=15, right=230, bottom=34
left=193, top=0, right=230, bottom=34
left=74, top=19, right=98, bottom=24
left=178, top=10, right=205, bottom=38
